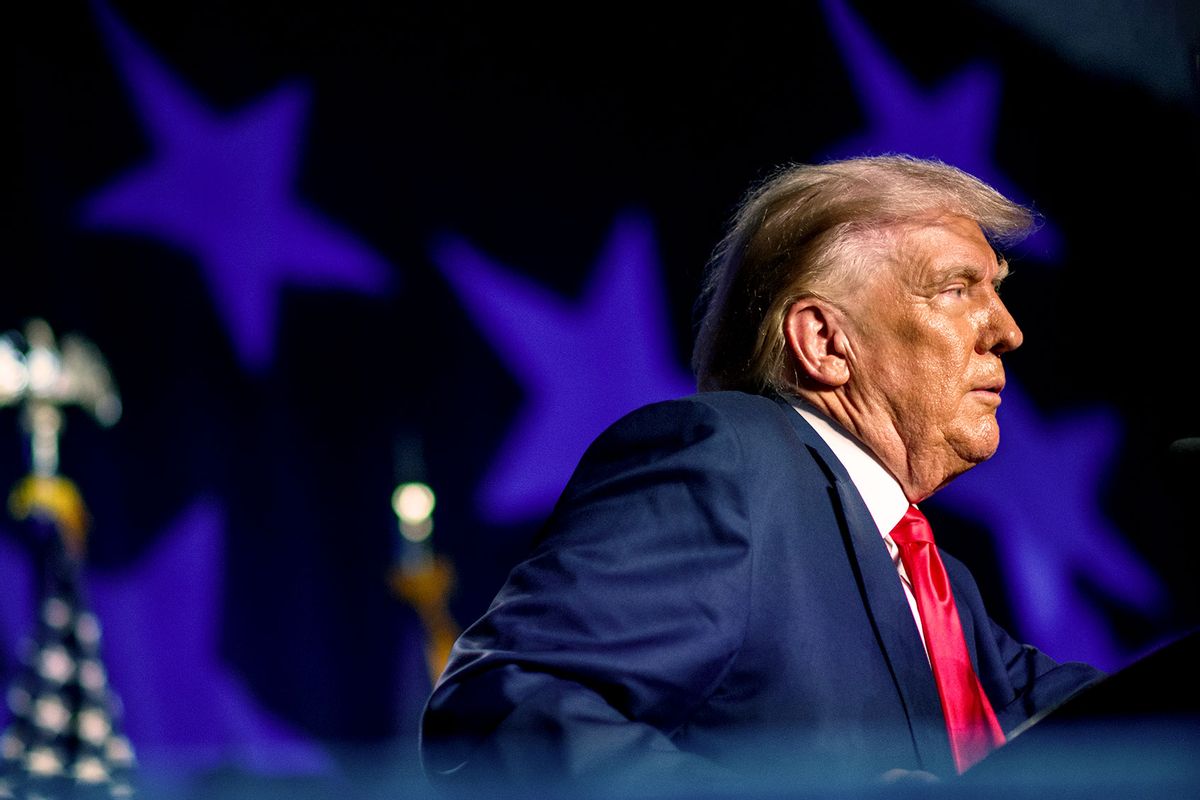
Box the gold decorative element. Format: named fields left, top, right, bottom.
left=8, top=475, right=91, bottom=559
left=390, top=556, right=460, bottom=684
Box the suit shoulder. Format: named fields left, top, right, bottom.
left=575, top=392, right=793, bottom=471
left=567, top=391, right=818, bottom=499
left=603, top=391, right=789, bottom=438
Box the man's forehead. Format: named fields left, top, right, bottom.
left=887, top=216, right=1002, bottom=275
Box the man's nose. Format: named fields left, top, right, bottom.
left=980, top=294, right=1023, bottom=355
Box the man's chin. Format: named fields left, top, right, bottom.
left=951, top=425, right=1001, bottom=466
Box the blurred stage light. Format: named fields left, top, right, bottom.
left=393, top=482, right=436, bottom=542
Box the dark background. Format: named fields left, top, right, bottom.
left=3, top=1, right=1198, bottom=795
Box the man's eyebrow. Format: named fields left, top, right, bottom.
left=994, top=257, right=1011, bottom=286
left=925, top=256, right=1009, bottom=290
left=945, top=257, right=1010, bottom=283
left=933, top=263, right=988, bottom=283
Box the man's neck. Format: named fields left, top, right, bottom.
left=794, top=388, right=941, bottom=502
left=788, top=397, right=909, bottom=536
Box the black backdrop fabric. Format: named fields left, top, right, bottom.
left=2, top=0, right=1198, bottom=794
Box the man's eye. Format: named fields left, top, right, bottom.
left=942, top=285, right=968, bottom=298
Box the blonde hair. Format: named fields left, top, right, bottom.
left=691, top=155, right=1035, bottom=393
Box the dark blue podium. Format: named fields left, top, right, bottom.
left=962, top=629, right=1200, bottom=798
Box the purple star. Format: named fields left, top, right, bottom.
left=90, top=498, right=330, bottom=772
left=932, top=379, right=1165, bottom=671
left=81, top=2, right=392, bottom=370
left=820, top=0, right=1063, bottom=259
left=431, top=213, right=694, bottom=523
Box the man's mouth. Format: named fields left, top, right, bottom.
left=969, top=379, right=1005, bottom=402
left=973, top=373, right=1006, bottom=393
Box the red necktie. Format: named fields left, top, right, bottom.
left=890, top=505, right=1005, bottom=773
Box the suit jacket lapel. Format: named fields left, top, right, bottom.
left=771, top=395, right=955, bottom=774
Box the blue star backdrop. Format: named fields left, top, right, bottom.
left=3, top=1, right=1198, bottom=796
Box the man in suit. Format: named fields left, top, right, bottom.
left=421, top=156, right=1102, bottom=795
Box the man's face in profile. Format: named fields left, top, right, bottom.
left=845, top=215, right=1023, bottom=492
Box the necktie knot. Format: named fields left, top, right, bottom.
left=890, top=505, right=935, bottom=547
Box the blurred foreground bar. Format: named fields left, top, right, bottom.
left=119, top=632, right=1200, bottom=800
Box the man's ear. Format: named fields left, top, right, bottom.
left=783, top=298, right=851, bottom=387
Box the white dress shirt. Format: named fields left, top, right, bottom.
left=789, top=398, right=929, bottom=656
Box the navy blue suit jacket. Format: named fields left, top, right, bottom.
left=422, top=392, right=1101, bottom=793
